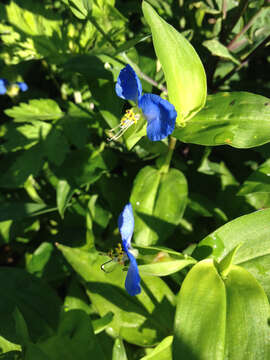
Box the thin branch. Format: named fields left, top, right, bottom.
left=220, top=0, right=249, bottom=43
left=87, top=16, right=167, bottom=94
left=213, top=35, right=270, bottom=90
left=227, top=7, right=264, bottom=51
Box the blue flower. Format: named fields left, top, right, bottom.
left=0, top=78, right=8, bottom=95
left=118, top=203, right=141, bottom=296
left=16, top=81, right=28, bottom=92
left=111, top=64, right=177, bottom=142
left=0, top=79, right=28, bottom=95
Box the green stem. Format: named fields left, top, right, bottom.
left=160, top=136, right=177, bottom=174
left=213, top=34, right=270, bottom=89
left=227, top=7, right=264, bottom=51
left=220, top=0, right=249, bottom=43
left=87, top=16, right=167, bottom=94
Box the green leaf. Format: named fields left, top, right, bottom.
left=0, top=351, right=22, bottom=360
left=35, top=310, right=105, bottom=360
left=57, top=180, right=74, bottom=218
left=43, top=127, right=70, bottom=166
left=27, top=242, right=54, bottom=277
left=139, top=257, right=196, bottom=277
left=173, top=260, right=226, bottom=359
left=56, top=244, right=175, bottom=346
left=238, top=159, right=270, bottom=196
left=223, top=265, right=270, bottom=359
left=193, top=209, right=270, bottom=299
left=52, top=145, right=111, bottom=187
left=68, top=0, right=92, bottom=19
left=13, top=308, right=29, bottom=345
left=140, top=336, right=173, bottom=360
left=130, top=166, right=188, bottom=246
left=173, top=260, right=270, bottom=359
left=0, top=202, right=57, bottom=222
left=217, top=243, right=242, bottom=277
left=203, top=39, right=240, bottom=64
left=112, top=338, right=127, bottom=360
left=5, top=100, right=63, bottom=122
left=0, top=145, right=45, bottom=188
left=0, top=267, right=61, bottom=344
left=142, top=1, right=207, bottom=124
left=174, top=92, right=270, bottom=148
left=93, top=312, right=114, bottom=335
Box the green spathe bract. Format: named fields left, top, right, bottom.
left=142, top=1, right=207, bottom=125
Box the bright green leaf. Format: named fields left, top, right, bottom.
left=112, top=338, right=127, bottom=360
left=142, top=1, right=207, bottom=124
left=5, top=100, right=63, bottom=122
left=130, top=166, right=188, bottom=246
left=173, top=260, right=226, bottom=359
left=56, top=244, right=175, bottom=346
left=174, top=92, right=270, bottom=148
left=203, top=39, right=240, bottom=64
left=194, top=209, right=270, bottom=299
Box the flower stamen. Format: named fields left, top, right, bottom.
left=107, top=108, right=140, bottom=141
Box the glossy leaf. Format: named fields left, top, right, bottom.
left=174, top=92, right=270, bottom=148
left=193, top=209, right=270, bottom=299
left=57, top=244, right=175, bottom=346
left=142, top=1, right=207, bottom=124
left=173, top=260, right=270, bottom=359
left=173, top=260, right=226, bottom=359
left=223, top=265, right=270, bottom=359
left=130, top=166, right=188, bottom=246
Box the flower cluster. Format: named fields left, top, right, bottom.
left=110, top=64, right=177, bottom=142
left=0, top=78, right=28, bottom=95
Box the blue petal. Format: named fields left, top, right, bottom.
left=118, top=203, right=134, bottom=248
left=138, top=94, right=177, bottom=141
left=17, top=82, right=28, bottom=92
left=115, top=64, right=142, bottom=102
left=0, top=79, right=8, bottom=95
left=125, top=250, right=141, bottom=296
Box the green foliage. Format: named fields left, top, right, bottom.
left=0, top=0, right=269, bottom=359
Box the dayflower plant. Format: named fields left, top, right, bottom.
left=101, top=203, right=141, bottom=296
left=109, top=64, right=177, bottom=142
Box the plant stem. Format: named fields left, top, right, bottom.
left=160, top=136, right=177, bottom=174
left=87, top=16, right=167, bottom=94
left=220, top=0, right=249, bottom=43
left=227, top=7, right=264, bottom=51
left=213, top=34, right=270, bottom=89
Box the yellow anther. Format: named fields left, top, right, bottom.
left=120, top=109, right=138, bottom=126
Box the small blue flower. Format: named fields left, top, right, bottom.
left=111, top=64, right=177, bottom=142
left=16, top=81, right=28, bottom=92
left=0, top=78, right=8, bottom=95
left=118, top=203, right=141, bottom=296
